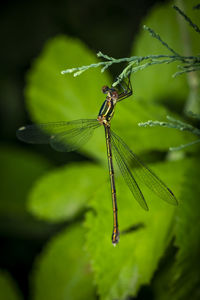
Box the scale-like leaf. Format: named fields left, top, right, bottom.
left=112, top=0, right=199, bottom=153
left=131, top=0, right=200, bottom=106
left=25, top=35, right=192, bottom=162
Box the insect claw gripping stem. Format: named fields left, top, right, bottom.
left=115, top=72, right=133, bottom=102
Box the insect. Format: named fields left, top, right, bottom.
left=16, top=74, right=178, bottom=245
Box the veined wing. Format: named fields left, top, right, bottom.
left=111, top=131, right=148, bottom=211
left=111, top=130, right=178, bottom=207
left=16, top=119, right=100, bottom=152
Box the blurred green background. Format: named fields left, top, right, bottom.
left=0, top=0, right=200, bottom=300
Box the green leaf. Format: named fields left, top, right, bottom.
left=131, top=0, right=199, bottom=106
left=0, top=145, right=55, bottom=237
left=153, top=253, right=176, bottom=300
left=31, top=224, right=96, bottom=300
left=28, top=162, right=105, bottom=222
left=171, top=158, right=200, bottom=299
left=0, top=271, right=23, bottom=300
left=25, top=35, right=191, bottom=159
left=85, top=159, right=187, bottom=300
left=153, top=159, right=200, bottom=300
left=25, top=35, right=110, bottom=162
left=0, top=145, right=50, bottom=217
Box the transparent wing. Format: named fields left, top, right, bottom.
left=16, top=119, right=100, bottom=152
left=111, top=132, right=148, bottom=211
left=111, top=130, right=178, bottom=206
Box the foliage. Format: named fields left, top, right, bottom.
left=171, top=159, right=200, bottom=300
left=0, top=271, right=23, bottom=300
left=139, top=114, right=200, bottom=151
left=0, top=145, right=51, bottom=231
left=61, top=6, right=200, bottom=86
left=153, top=159, right=200, bottom=300
left=28, top=163, right=104, bottom=222
left=30, top=224, right=96, bottom=300
left=85, top=159, right=185, bottom=299
left=61, top=1, right=200, bottom=143
left=6, top=1, right=200, bottom=300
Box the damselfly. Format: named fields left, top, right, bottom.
left=16, top=75, right=178, bottom=245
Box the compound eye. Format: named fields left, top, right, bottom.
left=102, top=85, right=109, bottom=94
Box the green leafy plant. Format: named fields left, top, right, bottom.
left=61, top=4, right=200, bottom=153
left=139, top=113, right=200, bottom=151
left=61, top=5, right=200, bottom=85
left=3, top=1, right=199, bottom=300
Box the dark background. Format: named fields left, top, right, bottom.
left=0, top=0, right=168, bottom=299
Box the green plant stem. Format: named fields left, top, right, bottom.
left=138, top=115, right=200, bottom=151
left=169, top=139, right=200, bottom=151
left=61, top=5, right=200, bottom=89
left=173, top=5, right=200, bottom=34
left=61, top=52, right=199, bottom=86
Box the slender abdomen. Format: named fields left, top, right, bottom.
left=104, top=124, right=119, bottom=245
